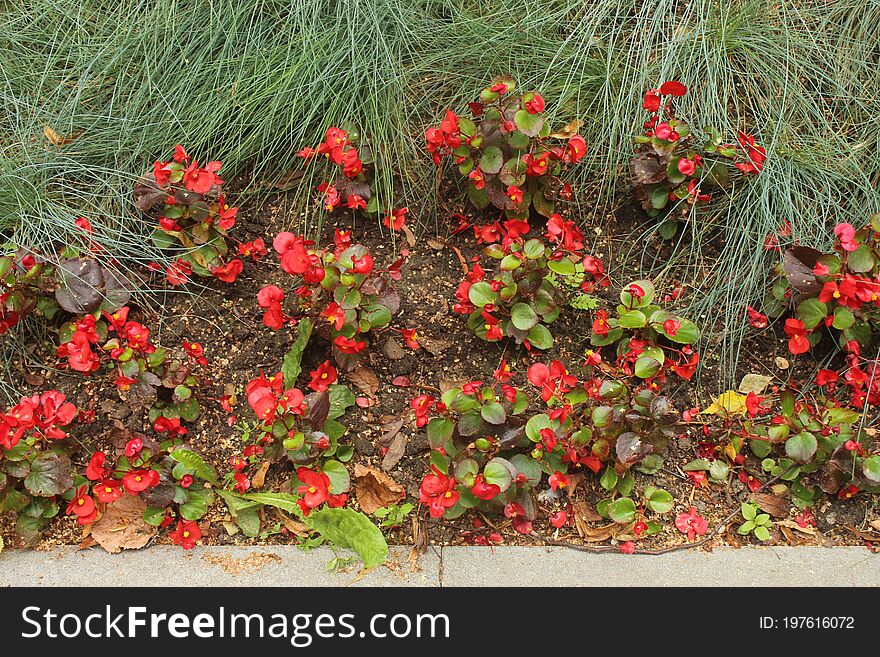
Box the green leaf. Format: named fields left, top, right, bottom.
left=143, top=507, right=167, bottom=527
left=634, top=357, right=661, bottom=379
left=513, top=109, right=544, bottom=137
left=328, top=384, right=355, bottom=421
left=847, top=244, right=875, bottom=273
left=234, top=507, right=262, bottom=537
left=483, top=458, right=513, bottom=492
left=644, top=487, right=674, bottom=513
left=650, top=186, right=669, bottom=210
left=570, top=294, right=599, bottom=310
left=785, top=432, right=817, bottom=464
left=635, top=454, right=664, bottom=474
left=620, top=279, right=656, bottom=307
left=618, top=310, right=647, bottom=328
left=282, top=317, right=314, bottom=388
left=510, top=303, right=538, bottom=331
left=480, top=402, right=507, bottom=425
left=467, top=182, right=490, bottom=209
left=754, top=526, right=771, bottom=541
left=599, top=467, right=618, bottom=491
left=480, top=146, right=504, bottom=174
left=170, top=448, right=219, bottom=485
left=796, top=298, right=827, bottom=330
left=523, top=239, right=545, bottom=259
left=24, top=453, right=73, bottom=497
left=242, top=492, right=304, bottom=518
left=468, top=281, right=497, bottom=307
left=741, top=502, right=757, bottom=521
left=509, top=454, right=542, bottom=485
left=427, top=417, right=454, bottom=448
left=547, top=258, right=576, bottom=276
left=526, top=324, right=553, bottom=350
left=525, top=414, right=552, bottom=442
left=862, top=455, right=880, bottom=483
left=321, top=460, right=350, bottom=494
left=608, top=497, right=636, bottom=524
left=305, top=507, right=388, bottom=569
left=832, top=306, right=855, bottom=330
left=738, top=520, right=756, bottom=534
left=179, top=487, right=213, bottom=521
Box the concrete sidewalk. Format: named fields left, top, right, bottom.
left=1, top=545, right=877, bottom=586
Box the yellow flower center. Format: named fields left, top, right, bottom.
left=183, top=531, right=190, bottom=538
left=444, top=492, right=453, bottom=498
left=833, top=291, right=841, bottom=298
left=308, top=486, right=317, bottom=494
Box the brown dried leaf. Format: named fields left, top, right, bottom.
left=251, top=461, right=270, bottom=490
left=43, top=125, right=79, bottom=147
left=426, top=237, right=446, bottom=250
left=871, top=519, right=880, bottom=532
left=91, top=495, right=156, bottom=553
left=23, top=369, right=46, bottom=386
left=401, top=223, right=417, bottom=247
left=348, top=366, right=380, bottom=397
left=750, top=493, right=789, bottom=518
left=421, top=336, right=452, bottom=356
left=378, top=417, right=406, bottom=446
left=439, top=379, right=469, bottom=394
left=572, top=500, right=602, bottom=523
left=354, top=464, right=405, bottom=514
left=279, top=513, right=310, bottom=537
left=549, top=119, right=583, bottom=139
left=382, top=337, right=407, bottom=360
left=270, top=170, right=305, bottom=190
left=577, top=522, right=615, bottom=543
left=382, top=433, right=408, bottom=472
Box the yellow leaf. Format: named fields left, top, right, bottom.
left=549, top=119, right=583, bottom=139
left=43, top=125, right=79, bottom=146
left=702, top=390, right=747, bottom=416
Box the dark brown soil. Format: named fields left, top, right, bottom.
left=2, top=187, right=878, bottom=554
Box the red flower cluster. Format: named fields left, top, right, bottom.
left=735, top=131, right=767, bottom=175
left=169, top=520, right=202, bottom=550
left=246, top=372, right=305, bottom=424
left=0, top=390, right=77, bottom=451
left=527, top=361, right=577, bottom=403
left=298, top=127, right=367, bottom=211
left=419, top=466, right=459, bottom=518
left=295, top=467, right=347, bottom=516
left=149, top=146, right=243, bottom=285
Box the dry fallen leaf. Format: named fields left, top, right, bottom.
left=775, top=357, right=790, bottom=370
left=421, top=336, right=452, bottom=356
left=738, top=373, right=773, bottom=394
left=439, top=379, right=470, bottom=394
left=251, top=461, right=270, bottom=489
left=382, top=433, right=408, bottom=472
left=871, top=519, right=880, bottom=532
left=354, top=464, right=405, bottom=514
left=91, top=495, right=156, bottom=554
left=382, top=337, right=407, bottom=360
left=750, top=493, right=788, bottom=518
left=348, top=365, right=380, bottom=397
left=549, top=118, right=583, bottom=139
left=426, top=237, right=446, bottom=250
left=43, top=125, right=79, bottom=147
left=401, top=223, right=417, bottom=247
